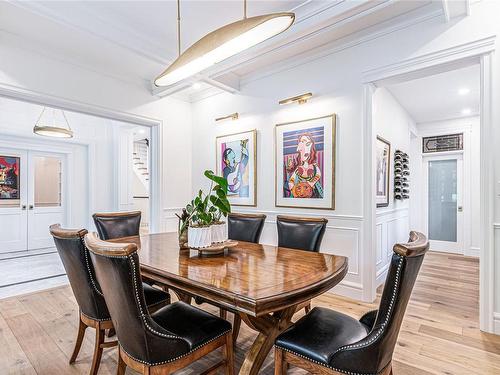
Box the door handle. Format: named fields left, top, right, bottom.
left=29, top=205, right=34, bottom=210
left=458, top=206, right=463, bottom=212
left=21, top=205, right=26, bottom=210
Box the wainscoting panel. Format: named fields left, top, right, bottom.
left=376, top=208, right=409, bottom=286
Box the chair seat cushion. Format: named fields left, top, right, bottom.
left=142, top=283, right=170, bottom=309
left=151, top=302, right=231, bottom=350
left=275, top=307, right=369, bottom=366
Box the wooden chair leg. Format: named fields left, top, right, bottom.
left=274, top=347, right=287, bottom=375
left=220, top=308, right=228, bottom=320
left=90, top=322, right=105, bottom=375
left=116, top=347, right=127, bottom=375
left=304, top=302, right=311, bottom=314
left=107, top=328, right=116, bottom=338
left=232, top=314, right=241, bottom=346
left=224, top=332, right=235, bottom=375
left=69, top=316, right=87, bottom=364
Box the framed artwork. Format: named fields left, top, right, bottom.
left=275, top=114, right=336, bottom=210
left=216, top=129, right=257, bottom=206
left=0, top=156, right=20, bottom=199
left=375, top=136, right=391, bottom=207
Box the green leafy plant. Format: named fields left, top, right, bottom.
left=176, top=170, right=231, bottom=229
left=204, top=170, right=231, bottom=223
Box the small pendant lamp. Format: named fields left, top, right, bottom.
left=33, top=107, right=74, bottom=138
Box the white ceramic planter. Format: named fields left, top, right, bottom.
left=211, top=222, right=227, bottom=243
left=188, top=226, right=212, bottom=248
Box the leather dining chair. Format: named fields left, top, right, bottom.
left=84, top=232, right=234, bottom=375
left=92, top=210, right=142, bottom=240
left=277, top=215, right=327, bottom=252
left=274, top=231, right=429, bottom=375
left=50, top=224, right=171, bottom=375
left=228, top=213, right=266, bottom=243
left=277, top=215, right=328, bottom=314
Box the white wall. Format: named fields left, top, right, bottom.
left=189, top=0, right=500, bottom=317
left=417, top=116, right=480, bottom=257
left=373, top=88, right=415, bottom=286
left=0, top=38, right=193, bottom=232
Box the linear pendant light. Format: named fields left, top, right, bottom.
left=154, top=0, right=295, bottom=87
left=33, top=107, right=74, bottom=138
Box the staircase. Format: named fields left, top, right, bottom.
left=133, top=139, right=149, bottom=232
left=133, top=139, right=149, bottom=190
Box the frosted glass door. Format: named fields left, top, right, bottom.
left=424, top=154, right=463, bottom=254
left=428, top=159, right=457, bottom=242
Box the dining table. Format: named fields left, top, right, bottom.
left=111, top=232, right=348, bottom=375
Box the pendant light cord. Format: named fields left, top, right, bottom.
left=177, top=0, right=181, bottom=57
left=244, top=0, right=247, bottom=19
left=35, top=106, right=72, bottom=131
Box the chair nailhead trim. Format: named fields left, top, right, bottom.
left=332, top=255, right=404, bottom=355
left=275, top=346, right=382, bottom=375
left=79, top=236, right=104, bottom=297
left=81, top=311, right=111, bottom=323
left=121, top=329, right=231, bottom=366
left=274, top=255, right=404, bottom=375
left=129, top=256, right=181, bottom=340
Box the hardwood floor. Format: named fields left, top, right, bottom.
left=0, top=251, right=499, bottom=374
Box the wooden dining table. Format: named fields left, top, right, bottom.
left=112, top=232, right=348, bottom=375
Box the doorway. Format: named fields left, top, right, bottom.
left=0, top=148, right=66, bottom=253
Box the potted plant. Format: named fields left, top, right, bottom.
left=204, top=170, right=231, bottom=243
left=187, top=189, right=213, bottom=248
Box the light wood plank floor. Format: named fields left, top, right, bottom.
left=1, top=251, right=499, bottom=374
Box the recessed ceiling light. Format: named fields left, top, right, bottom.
left=138, top=129, right=146, bottom=134
left=461, top=108, right=472, bottom=115
left=458, top=87, right=470, bottom=95
left=192, top=82, right=201, bottom=90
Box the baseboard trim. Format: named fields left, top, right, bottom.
left=494, top=312, right=500, bottom=335
left=329, top=280, right=363, bottom=300
left=465, top=247, right=480, bottom=258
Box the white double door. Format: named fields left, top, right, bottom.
left=0, top=148, right=66, bottom=253
left=423, top=154, right=464, bottom=253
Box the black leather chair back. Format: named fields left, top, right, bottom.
left=92, top=211, right=141, bottom=240
left=85, top=233, right=189, bottom=364
left=330, top=231, right=429, bottom=374
left=228, top=213, right=266, bottom=243
left=49, top=224, right=110, bottom=321
left=277, top=215, right=327, bottom=252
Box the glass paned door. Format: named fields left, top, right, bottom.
left=424, top=154, right=463, bottom=253
left=28, top=153, right=66, bottom=250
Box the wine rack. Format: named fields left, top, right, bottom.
left=394, top=150, right=409, bottom=200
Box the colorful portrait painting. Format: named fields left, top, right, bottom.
left=276, top=115, right=336, bottom=209
left=376, top=136, right=391, bottom=207
left=0, top=156, right=20, bottom=199
left=216, top=130, right=257, bottom=206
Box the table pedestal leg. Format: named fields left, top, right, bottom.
left=238, top=305, right=297, bottom=375
left=172, top=289, right=192, bottom=304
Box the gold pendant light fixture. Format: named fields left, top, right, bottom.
left=33, top=107, right=74, bottom=138
left=155, top=0, right=295, bottom=87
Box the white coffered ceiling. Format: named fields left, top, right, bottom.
left=0, top=0, right=468, bottom=101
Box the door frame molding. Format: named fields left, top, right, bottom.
left=362, top=36, right=496, bottom=332
left=0, top=83, right=163, bottom=233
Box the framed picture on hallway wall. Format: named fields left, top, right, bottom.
left=216, top=130, right=257, bottom=206
left=375, top=136, right=391, bottom=208
left=275, top=115, right=336, bottom=210
left=0, top=155, right=20, bottom=199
